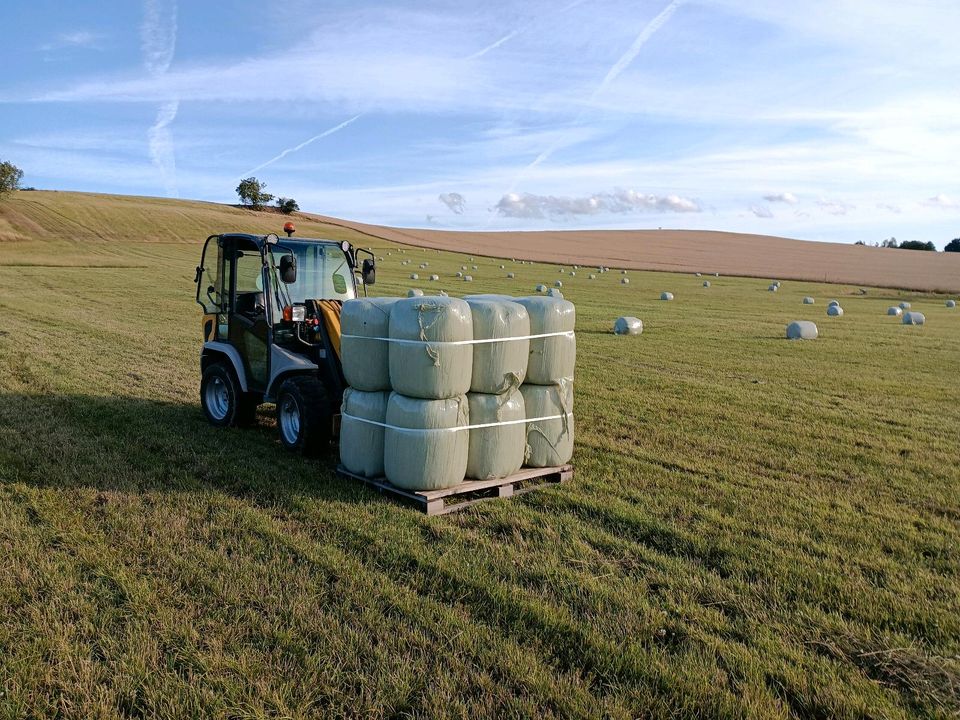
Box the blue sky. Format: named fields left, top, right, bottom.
left=2, top=0, right=959, bottom=246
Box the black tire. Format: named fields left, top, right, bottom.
left=275, top=376, right=332, bottom=456
left=201, top=362, right=258, bottom=428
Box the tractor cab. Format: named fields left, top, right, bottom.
left=194, top=225, right=375, bottom=453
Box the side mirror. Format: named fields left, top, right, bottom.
left=279, top=254, right=297, bottom=284
left=362, top=258, right=376, bottom=286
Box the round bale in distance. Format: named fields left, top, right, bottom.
left=407, top=288, right=423, bottom=297
left=786, top=321, right=818, bottom=340
left=828, top=300, right=839, bottom=308
left=703, top=281, right=711, bottom=288
left=410, top=273, right=419, bottom=280
left=660, top=291, right=674, bottom=300
left=803, top=297, right=815, bottom=304
left=621, top=278, right=630, bottom=285
left=429, top=274, right=439, bottom=281
left=903, top=311, right=925, bottom=325
left=547, top=288, right=563, bottom=298
left=827, top=305, right=844, bottom=317
left=768, top=284, right=778, bottom=292
left=614, top=317, right=643, bottom=335
left=535, top=284, right=547, bottom=293
left=507, top=272, right=515, bottom=278
left=589, top=274, right=596, bottom=279
left=899, top=301, right=911, bottom=310
left=946, top=300, right=956, bottom=308
left=887, top=306, right=902, bottom=316
left=464, top=275, right=473, bottom=282
left=555, top=280, right=563, bottom=288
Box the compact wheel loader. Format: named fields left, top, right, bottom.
left=194, top=224, right=375, bottom=454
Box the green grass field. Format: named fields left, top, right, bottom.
left=1, top=192, right=958, bottom=719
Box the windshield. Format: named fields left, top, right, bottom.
left=269, top=241, right=355, bottom=307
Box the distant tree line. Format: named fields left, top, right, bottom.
left=856, top=236, right=946, bottom=251
left=236, top=177, right=299, bottom=214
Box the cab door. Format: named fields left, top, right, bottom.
left=224, top=237, right=270, bottom=393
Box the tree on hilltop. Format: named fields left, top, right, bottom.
left=236, top=177, right=274, bottom=210
left=946, top=238, right=960, bottom=253
left=276, top=197, right=299, bottom=214
left=0, top=160, right=24, bottom=198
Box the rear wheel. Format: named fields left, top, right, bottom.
left=276, top=377, right=332, bottom=455
left=201, top=362, right=258, bottom=427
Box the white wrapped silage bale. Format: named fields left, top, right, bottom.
left=507, top=272, right=515, bottom=278
left=514, top=296, right=575, bottom=385
left=946, top=300, right=956, bottom=308
left=521, top=381, right=574, bottom=467
left=614, top=317, right=642, bottom=335
left=768, top=284, right=778, bottom=292
left=899, top=301, right=911, bottom=310
left=547, top=288, right=563, bottom=298
left=786, top=321, right=818, bottom=340
left=703, top=281, right=711, bottom=288
left=589, top=274, right=596, bottom=279
left=555, top=280, right=563, bottom=288
left=465, top=298, right=530, bottom=394
left=456, top=271, right=463, bottom=278
left=410, top=273, right=419, bottom=280
left=341, top=297, right=398, bottom=391
left=340, top=388, right=389, bottom=477
left=887, top=306, right=902, bottom=316
left=388, top=296, right=473, bottom=399
left=384, top=393, right=469, bottom=490
left=536, top=284, right=547, bottom=293
left=903, top=311, right=925, bottom=325
left=408, top=289, right=423, bottom=298
left=827, top=305, right=843, bottom=317
left=803, top=297, right=815, bottom=304
left=828, top=300, right=839, bottom=307
left=430, top=274, right=439, bottom=281
left=466, top=389, right=525, bottom=480
left=464, top=275, right=474, bottom=282
left=660, top=291, right=673, bottom=300
left=500, top=264, right=505, bottom=269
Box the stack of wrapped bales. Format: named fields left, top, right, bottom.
left=339, top=297, right=397, bottom=479
left=463, top=297, right=530, bottom=479
left=385, top=297, right=473, bottom=490
left=340, top=293, right=575, bottom=491
left=515, top=296, right=576, bottom=468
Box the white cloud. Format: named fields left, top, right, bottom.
left=876, top=202, right=901, bottom=214
left=817, top=199, right=855, bottom=216
left=763, top=192, right=797, bottom=204
left=495, top=189, right=701, bottom=219
left=750, top=205, right=773, bottom=218
left=922, top=193, right=958, bottom=209
left=438, top=192, right=466, bottom=214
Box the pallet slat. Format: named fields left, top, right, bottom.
left=337, top=464, right=573, bottom=515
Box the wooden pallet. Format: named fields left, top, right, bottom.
left=336, top=464, right=573, bottom=516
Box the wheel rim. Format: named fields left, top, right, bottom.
left=279, top=395, right=301, bottom=445
left=205, top=376, right=230, bottom=421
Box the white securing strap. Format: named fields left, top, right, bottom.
left=341, top=411, right=574, bottom=432
left=340, top=330, right=574, bottom=346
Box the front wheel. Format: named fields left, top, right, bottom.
left=276, top=377, right=332, bottom=455
left=201, top=362, right=257, bottom=427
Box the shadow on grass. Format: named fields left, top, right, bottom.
left=0, top=392, right=373, bottom=509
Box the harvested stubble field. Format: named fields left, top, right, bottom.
left=0, top=191, right=958, bottom=719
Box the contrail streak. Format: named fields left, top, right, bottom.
left=239, top=114, right=363, bottom=178
left=142, top=0, right=178, bottom=197
left=241, top=1, right=594, bottom=178
left=506, top=0, right=684, bottom=192
left=149, top=100, right=179, bottom=197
